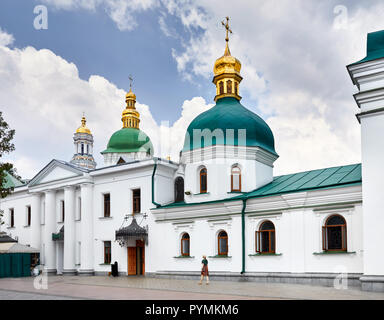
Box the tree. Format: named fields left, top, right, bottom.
left=0, top=111, right=19, bottom=198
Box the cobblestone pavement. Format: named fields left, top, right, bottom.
left=1, top=276, right=384, bottom=300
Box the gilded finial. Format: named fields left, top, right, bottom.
left=76, top=114, right=91, bottom=134
left=221, top=16, right=232, bottom=56
left=122, top=76, right=140, bottom=129
left=213, top=16, right=242, bottom=102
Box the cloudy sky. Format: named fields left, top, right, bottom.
left=1, top=0, right=384, bottom=179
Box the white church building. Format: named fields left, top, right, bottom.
left=2, top=26, right=384, bottom=292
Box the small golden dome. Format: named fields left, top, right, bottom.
left=76, top=116, right=91, bottom=134
left=122, top=87, right=140, bottom=129
left=213, top=43, right=242, bottom=77
left=126, top=89, right=136, bottom=101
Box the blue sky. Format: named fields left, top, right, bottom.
left=1, top=0, right=384, bottom=178
left=0, top=0, right=211, bottom=124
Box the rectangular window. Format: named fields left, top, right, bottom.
left=103, top=193, right=110, bottom=217
left=132, top=189, right=141, bottom=214
left=60, top=200, right=65, bottom=222
left=104, top=241, right=111, bottom=264
left=27, top=206, right=31, bottom=226
left=9, top=208, right=14, bottom=228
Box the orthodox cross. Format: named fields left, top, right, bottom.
left=221, top=16, right=232, bottom=42
left=128, top=75, right=133, bottom=90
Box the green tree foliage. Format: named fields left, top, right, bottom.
left=0, top=111, right=19, bottom=199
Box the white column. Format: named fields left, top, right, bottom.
left=63, top=186, right=76, bottom=275
left=79, top=183, right=94, bottom=275
left=30, top=193, right=41, bottom=250
left=44, top=190, right=56, bottom=273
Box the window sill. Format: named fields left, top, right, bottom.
left=99, top=217, right=113, bottom=220
left=208, top=255, right=232, bottom=258
left=313, top=251, right=356, bottom=255
left=75, top=219, right=81, bottom=222
left=7, top=226, right=15, bottom=229
left=193, top=192, right=210, bottom=196
left=23, top=225, right=31, bottom=228
left=99, top=263, right=111, bottom=266
left=249, top=253, right=282, bottom=256
left=227, top=191, right=244, bottom=194
left=173, top=256, right=195, bottom=259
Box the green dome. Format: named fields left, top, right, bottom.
left=101, top=128, right=153, bottom=155
left=182, top=97, right=277, bottom=155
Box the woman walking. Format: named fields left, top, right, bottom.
left=199, top=255, right=209, bottom=285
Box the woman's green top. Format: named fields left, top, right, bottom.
left=202, top=259, right=208, bottom=265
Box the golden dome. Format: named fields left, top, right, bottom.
left=76, top=116, right=91, bottom=134
left=212, top=17, right=243, bottom=102
left=213, top=43, right=242, bottom=77
left=122, top=87, right=140, bottom=129
left=126, top=88, right=136, bottom=100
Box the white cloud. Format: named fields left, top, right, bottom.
left=162, top=0, right=384, bottom=174
left=0, top=27, right=14, bottom=47
left=40, top=0, right=160, bottom=31
left=5, top=0, right=384, bottom=179
left=0, top=42, right=212, bottom=178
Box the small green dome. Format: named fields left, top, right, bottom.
left=101, top=128, right=153, bottom=155
left=182, top=97, right=277, bottom=155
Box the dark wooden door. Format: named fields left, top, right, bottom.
left=136, top=240, right=145, bottom=275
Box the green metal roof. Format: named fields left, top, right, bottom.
left=2, top=171, right=24, bottom=189
left=155, top=164, right=362, bottom=210
left=350, top=30, right=384, bottom=65
left=237, top=163, right=361, bottom=199
left=101, top=127, right=154, bottom=154
left=182, top=97, right=278, bottom=156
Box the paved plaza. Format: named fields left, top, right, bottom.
left=1, top=276, right=384, bottom=300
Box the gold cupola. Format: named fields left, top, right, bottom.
left=213, top=17, right=242, bottom=102
left=122, top=87, right=140, bottom=129
left=76, top=115, right=91, bottom=134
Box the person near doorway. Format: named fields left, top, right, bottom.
left=199, top=255, right=209, bottom=285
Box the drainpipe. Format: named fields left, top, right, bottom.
left=151, top=157, right=161, bottom=208
left=241, top=198, right=247, bottom=275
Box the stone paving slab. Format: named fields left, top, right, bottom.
left=1, top=276, right=384, bottom=300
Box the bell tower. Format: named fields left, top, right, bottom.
left=70, top=115, right=97, bottom=169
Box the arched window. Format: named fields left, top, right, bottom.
left=227, top=80, right=232, bottom=94
left=86, top=144, right=89, bottom=154
left=218, top=231, right=228, bottom=256
left=256, top=221, right=275, bottom=254
left=81, top=143, right=84, bottom=155
left=200, top=168, right=207, bottom=194
left=323, top=215, right=347, bottom=251
left=231, top=166, right=241, bottom=192
left=181, top=233, right=190, bottom=256
left=235, top=82, right=238, bottom=95
left=175, top=177, right=184, bottom=203
left=219, top=81, right=224, bottom=95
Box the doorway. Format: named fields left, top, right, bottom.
left=127, top=240, right=145, bottom=276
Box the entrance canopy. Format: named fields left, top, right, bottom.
left=116, top=218, right=148, bottom=247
